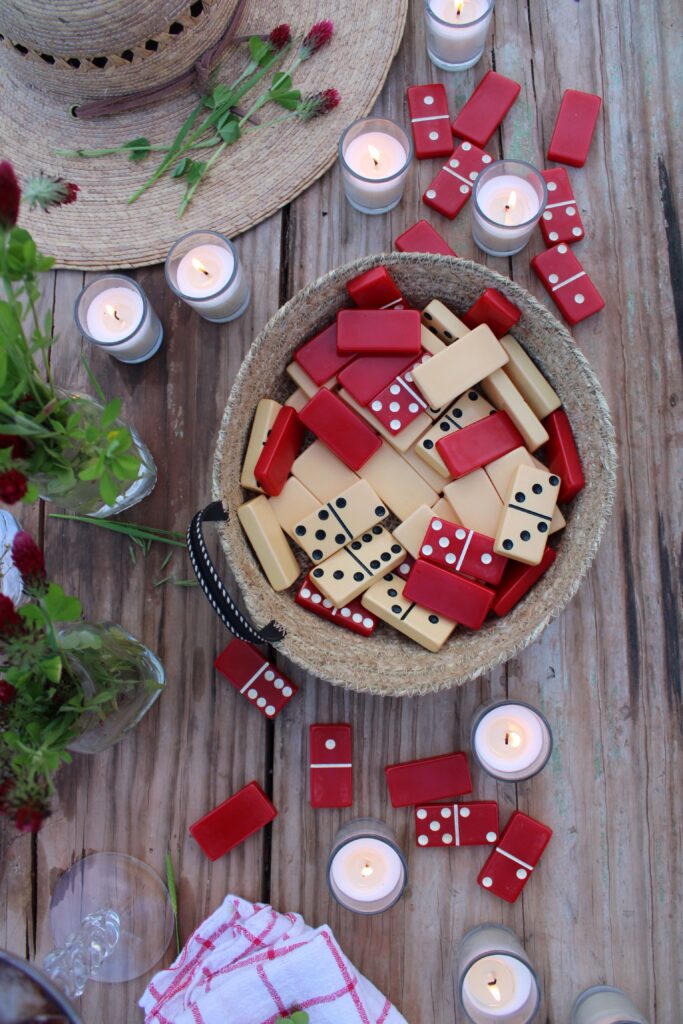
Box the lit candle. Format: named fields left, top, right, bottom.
left=424, top=0, right=495, bottom=71
left=339, top=118, right=412, bottom=215
left=327, top=819, right=407, bottom=914
left=75, top=276, right=163, bottom=364
left=458, top=925, right=541, bottom=1024
left=571, top=985, right=650, bottom=1024
left=472, top=160, right=547, bottom=257
left=471, top=700, right=553, bottom=781
left=165, top=231, right=250, bottom=323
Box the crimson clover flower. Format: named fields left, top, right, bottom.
left=0, top=161, right=21, bottom=230
left=0, top=679, right=17, bottom=705
left=22, top=173, right=80, bottom=213
left=12, top=531, right=46, bottom=590
left=0, top=434, right=28, bottom=460
left=296, top=89, right=341, bottom=121
left=0, top=468, right=28, bottom=504
left=0, top=595, right=24, bottom=637
left=14, top=802, right=48, bottom=833
left=269, top=23, right=292, bottom=51
left=300, top=20, right=334, bottom=59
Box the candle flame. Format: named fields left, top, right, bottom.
left=191, top=257, right=211, bottom=277
left=455, top=0, right=464, bottom=14
left=505, top=730, right=522, bottom=749
left=104, top=304, right=122, bottom=323
left=368, top=144, right=381, bottom=167
left=503, top=189, right=518, bottom=225
left=360, top=862, right=374, bottom=878
left=487, top=976, right=502, bottom=1003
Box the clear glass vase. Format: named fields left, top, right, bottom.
left=61, top=623, right=165, bottom=754
left=34, top=390, right=156, bottom=518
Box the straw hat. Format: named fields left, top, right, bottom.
left=0, top=0, right=407, bottom=268
left=212, top=254, right=617, bottom=697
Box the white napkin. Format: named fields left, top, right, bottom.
left=140, top=895, right=408, bottom=1024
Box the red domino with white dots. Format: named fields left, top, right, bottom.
left=422, top=142, right=493, bottom=220
left=540, top=168, right=585, bottom=246
left=419, top=517, right=508, bottom=586
left=477, top=810, right=553, bottom=903
left=531, top=243, right=605, bottom=326
left=310, top=724, right=353, bottom=808
left=295, top=575, right=377, bottom=636
left=214, top=638, right=297, bottom=719
left=368, top=353, right=432, bottom=434
left=415, top=801, right=500, bottom=848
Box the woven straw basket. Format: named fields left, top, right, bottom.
left=204, top=253, right=616, bottom=697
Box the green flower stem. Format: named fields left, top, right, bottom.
left=127, top=100, right=204, bottom=205
left=48, top=513, right=186, bottom=546
left=56, top=138, right=221, bottom=160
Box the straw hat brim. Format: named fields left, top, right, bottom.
left=213, top=254, right=617, bottom=697
left=0, top=2, right=407, bottom=269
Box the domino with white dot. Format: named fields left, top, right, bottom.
left=415, top=801, right=499, bottom=847
left=477, top=810, right=553, bottom=903
left=422, top=142, right=494, bottom=220
left=310, top=724, right=353, bottom=807
left=531, top=243, right=605, bottom=326
left=295, top=575, right=377, bottom=636
left=540, top=167, right=585, bottom=246
left=214, top=638, right=298, bottom=719
left=419, top=517, right=508, bottom=586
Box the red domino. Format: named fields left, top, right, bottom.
left=296, top=575, right=377, bottom=636
left=394, top=219, right=457, bottom=257
left=415, top=801, right=499, bottom=848
left=419, top=517, right=508, bottom=586
left=337, top=309, right=422, bottom=356
left=492, top=545, right=557, bottom=617
left=367, top=354, right=432, bottom=434
left=547, top=89, right=601, bottom=168
left=451, top=71, right=521, bottom=147
left=403, top=559, right=495, bottom=630
left=253, top=406, right=304, bottom=496
left=346, top=266, right=407, bottom=310
left=190, top=781, right=277, bottom=861
left=337, top=351, right=417, bottom=405
left=531, top=243, right=604, bottom=326
left=310, top=724, right=353, bottom=808
left=462, top=288, right=521, bottom=338
left=437, top=411, right=524, bottom=479
left=385, top=752, right=472, bottom=807
left=215, top=638, right=298, bottom=718
left=478, top=810, right=552, bottom=903
left=407, top=83, right=453, bottom=159
left=423, top=142, right=493, bottom=220
left=542, top=408, right=585, bottom=502
left=540, top=168, right=585, bottom=246
left=294, top=322, right=355, bottom=386
left=299, top=389, right=381, bottom=470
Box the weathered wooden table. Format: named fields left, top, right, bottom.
left=2, top=1, right=681, bottom=1020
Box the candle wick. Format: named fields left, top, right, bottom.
left=504, top=731, right=510, bottom=745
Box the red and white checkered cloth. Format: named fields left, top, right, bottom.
left=139, top=895, right=408, bottom=1024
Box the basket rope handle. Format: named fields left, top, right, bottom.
left=187, top=501, right=286, bottom=645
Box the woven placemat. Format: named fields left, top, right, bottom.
left=212, top=254, right=617, bottom=697
left=0, top=1, right=407, bottom=269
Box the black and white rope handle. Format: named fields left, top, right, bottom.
left=187, top=501, right=286, bottom=645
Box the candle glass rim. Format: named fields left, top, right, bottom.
left=470, top=698, right=554, bottom=781
left=472, top=159, right=548, bottom=230
left=326, top=824, right=408, bottom=915
left=571, top=985, right=647, bottom=1024
left=74, top=274, right=152, bottom=349
left=338, top=117, right=413, bottom=184
left=164, top=230, right=241, bottom=302
left=459, top=950, right=541, bottom=1023
left=424, top=0, right=495, bottom=29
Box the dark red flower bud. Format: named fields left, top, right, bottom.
left=12, top=531, right=46, bottom=587
left=0, top=679, right=16, bottom=705
left=0, top=434, right=27, bottom=460
left=0, top=468, right=28, bottom=504
left=0, top=595, right=24, bottom=637
left=269, top=23, right=292, bottom=51
left=301, top=20, right=334, bottom=58
left=15, top=803, right=47, bottom=833
left=22, top=174, right=80, bottom=213
left=0, top=161, right=21, bottom=230
left=297, top=89, right=342, bottom=121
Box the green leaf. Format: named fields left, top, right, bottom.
left=101, top=397, right=122, bottom=428
left=111, top=453, right=140, bottom=480
left=249, top=36, right=270, bottom=64
left=123, top=137, right=151, bottom=162
left=185, top=160, right=207, bottom=187
left=171, top=157, right=192, bottom=180
left=78, top=458, right=103, bottom=482
left=218, top=120, right=240, bottom=144
left=59, top=629, right=103, bottom=651
left=99, top=471, right=118, bottom=507
left=271, top=72, right=292, bottom=92
left=44, top=583, right=82, bottom=622
left=40, top=655, right=63, bottom=684
left=271, top=89, right=301, bottom=111
left=165, top=850, right=181, bottom=955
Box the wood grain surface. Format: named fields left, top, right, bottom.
left=1, top=1, right=681, bottom=1021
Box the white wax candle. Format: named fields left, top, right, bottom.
left=472, top=173, right=541, bottom=255
left=341, top=131, right=409, bottom=213
left=572, top=987, right=650, bottom=1024
left=426, top=0, right=492, bottom=69
left=174, top=243, right=249, bottom=321
left=463, top=955, right=534, bottom=1017
left=474, top=704, right=546, bottom=775
left=330, top=837, right=403, bottom=902
left=86, top=287, right=143, bottom=343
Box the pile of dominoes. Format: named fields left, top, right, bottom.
left=236, top=262, right=585, bottom=657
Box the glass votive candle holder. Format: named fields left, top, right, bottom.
left=471, top=700, right=553, bottom=782
left=424, top=0, right=495, bottom=71
left=74, top=275, right=163, bottom=364
left=327, top=818, right=408, bottom=915
left=339, top=118, right=413, bottom=215
left=472, top=159, right=547, bottom=257
left=457, top=924, right=541, bottom=1024
left=164, top=230, right=251, bottom=323
left=571, top=986, right=650, bottom=1024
